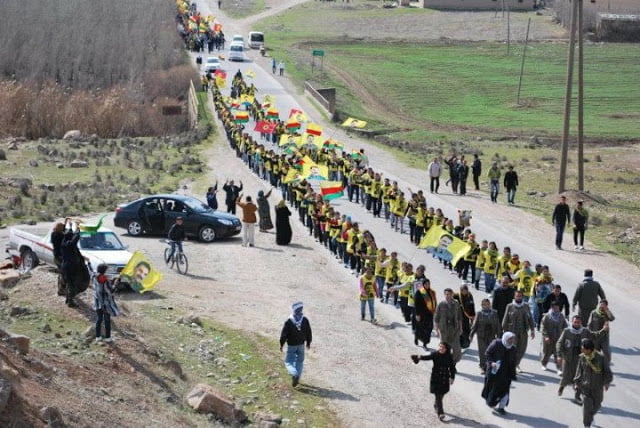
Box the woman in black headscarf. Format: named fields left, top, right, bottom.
left=275, top=199, right=292, bottom=245
left=411, top=341, right=457, bottom=421
left=257, top=189, right=273, bottom=232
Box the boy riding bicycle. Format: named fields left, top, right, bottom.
left=166, top=217, right=186, bottom=261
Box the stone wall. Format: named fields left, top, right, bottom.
left=423, top=0, right=536, bottom=11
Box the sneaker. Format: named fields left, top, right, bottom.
left=95, top=337, right=103, bottom=343
left=575, top=245, right=579, bottom=250
left=103, top=337, right=114, bottom=344
left=541, top=365, right=548, bottom=372
left=371, top=319, right=377, bottom=324
left=292, top=376, right=299, bottom=387
left=579, top=246, right=584, bottom=250
left=494, top=408, right=506, bottom=415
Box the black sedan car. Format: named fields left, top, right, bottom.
left=114, top=194, right=242, bottom=242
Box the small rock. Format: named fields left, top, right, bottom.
left=40, top=324, right=52, bottom=333
left=0, top=270, right=21, bottom=288
left=0, top=291, right=7, bottom=300
left=63, top=130, right=81, bottom=140
left=7, top=141, right=18, bottom=150
left=70, top=160, right=89, bottom=168
left=9, top=306, right=28, bottom=317
left=8, top=334, right=30, bottom=354
left=56, top=163, right=64, bottom=169
left=40, top=406, right=64, bottom=427
left=29, top=159, right=39, bottom=167
left=186, top=383, right=247, bottom=424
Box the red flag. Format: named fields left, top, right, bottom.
left=255, top=120, right=276, bottom=134
left=214, top=69, right=227, bottom=79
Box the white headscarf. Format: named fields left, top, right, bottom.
left=290, top=301, right=304, bottom=330
left=501, top=331, right=516, bottom=349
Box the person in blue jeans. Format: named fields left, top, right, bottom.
left=166, top=217, right=185, bottom=261
left=279, top=301, right=312, bottom=387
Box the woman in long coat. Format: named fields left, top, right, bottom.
left=257, top=189, right=273, bottom=232
left=482, top=331, right=517, bottom=415
left=411, top=341, right=457, bottom=421
left=275, top=199, right=292, bottom=245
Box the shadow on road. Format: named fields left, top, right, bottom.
left=497, top=411, right=570, bottom=428
left=610, top=345, right=640, bottom=356
left=600, top=405, right=640, bottom=421
left=117, top=291, right=166, bottom=301
left=287, top=243, right=315, bottom=251
left=446, top=414, right=500, bottom=427
left=295, top=383, right=359, bottom=402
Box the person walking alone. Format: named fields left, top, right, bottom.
left=279, top=301, right=312, bottom=387
left=237, top=194, right=258, bottom=247
left=411, top=341, right=457, bottom=421
left=278, top=61, right=285, bottom=76
left=472, top=154, right=482, bottom=191
left=572, top=200, right=589, bottom=250
left=552, top=195, right=571, bottom=250
left=487, top=162, right=501, bottom=203
left=427, top=157, right=441, bottom=194
left=503, top=165, right=519, bottom=205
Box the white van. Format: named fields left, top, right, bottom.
left=231, top=34, right=244, bottom=46
left=228, top=43, right=245, bottom=62
left=248, top=31, right=264, bottom=49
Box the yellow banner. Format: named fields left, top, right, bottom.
left=302, top=163, right=329, bottom=181
left=279, top=134, right=301, bottom=148
left=418, top=226, right=471, bottom=266
left=119, top=251, right=163, bottom=294
left=342, top=117, right=367, bottom=128
left=283, top=168, right=302, bottom=184
left=301, top=133, right=324, bottom=150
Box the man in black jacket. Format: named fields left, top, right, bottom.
left=492, top=276, right=516, bottom=323
left=503, top=165, right=519, bottom=206
left=280, top=301, right=312, bottom=387
left=222, top=179, right=243, bottom=214
left=166, top=217, right=186, bottom=262
left=551, top=195, right=571, bottom=250
left=472, top=154, right=482, bottom=191
left=542, top=284, right=571, bottom=317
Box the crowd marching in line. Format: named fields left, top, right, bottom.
left=177, top=2, right=614, bottom=426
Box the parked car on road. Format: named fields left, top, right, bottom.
left=231, top=34, right=245, bottom=46
left=113, top=194, right=242, bottom=242
left=228, top=43, right=245, bottom=62
left=204, top=56, right=222, bottom=72
left=6, top=226, right=132, bottom=280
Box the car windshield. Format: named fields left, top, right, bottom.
left=206, top=59, right=218, bottom=64
left=182, top=197, right=211, bottom=213
left=251, top=34, right=263, bottom=42
left=79, top=232, right=125, bottom=250
left=230, top=45, right=242, bottom=52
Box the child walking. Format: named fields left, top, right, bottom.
left=93, top=263, right=119, bottom=343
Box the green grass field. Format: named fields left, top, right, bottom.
left=256, top=6, right=640, bottom=140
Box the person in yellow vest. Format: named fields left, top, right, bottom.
left=382, top=251, right=400, bottom=305
left=483, top=242, right=500, bottom=294
left=393, top=192, right=408, bottom=234
left=370, top=173, right=384, bottom=217
left=359, top=267, right=378, bottom=323
left=345, top=222, right=361, bottom=273
left=495, top=246, right=512, bottom=279
left=461, top=233, right=480, bottom=283
left=389, top=263, right=415, bottom=323
left=474, top=240, right=488, bottom=290
left=381, top=179, right=393, bottom=221
left=374, top=248, right=388, bottom=300
left=514, top=260, right=536, bottom=303
left=339, top=217, right=351, bottom=267
left=415, top=202, right=428, bottom=246
left=405, top=197, right=419, bottom=243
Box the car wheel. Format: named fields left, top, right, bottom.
left=20, top=248, right=39, bottom=272
left=199, top=225, right=217, bottom=242
left=127, top=220, right=144, bottom=236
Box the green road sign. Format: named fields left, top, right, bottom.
left=312, top=50, right=325, bottom=57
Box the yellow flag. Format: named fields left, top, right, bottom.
left=240, top=94, right=254, bottom=105
left=342, top=117, right=367, bottom=128
left=279, top=134, right=300, bottom=148
left=302, top=163, right=329, bottom=181
left=246, top=69, right=256, bottom=79
left=418, top=226, right=471, bottom=266
left=119, top=251, right=163, bottom=294
left=283, top=168, right=302, bottom=184
left=216, top=76, right=226, bottom=88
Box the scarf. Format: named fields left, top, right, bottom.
left=569, top=325, right=585, bottom=335
left=513, top=300, right=525, bottom=308
left=502, top=332, right=515, bottom=349
left=595, top=308, right=610, bottom=321
left=549, top=311, right=561, bottom=322
left=584, top=352, right=602, bottom=374
left=420, top=287, right=436, bottom=313
left=290, top=301, right=304, bottom=330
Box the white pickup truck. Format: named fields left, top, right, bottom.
left=6, top=226, right=133, bottom=280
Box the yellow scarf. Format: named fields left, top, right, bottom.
left=584, top=352, right=602, bottom=374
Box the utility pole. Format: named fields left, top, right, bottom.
left=559, top=0, right=579, bottom=193
left=516, top=18, right=532, bottom=106
left=577, top=0, right=585, bottom=191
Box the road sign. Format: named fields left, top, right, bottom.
left=312, top=49, right=325, bottom=57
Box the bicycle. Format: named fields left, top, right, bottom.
left=164, top=240, right=188, bottom=275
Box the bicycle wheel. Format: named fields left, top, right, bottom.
left=164, top=247, right=174, bottom=268
left=176, top=252, right=188, bottom=275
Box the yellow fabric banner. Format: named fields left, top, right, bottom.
left=418, top=226, right=471, bottom=266
left=119, top=251, right=163, bottom=294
